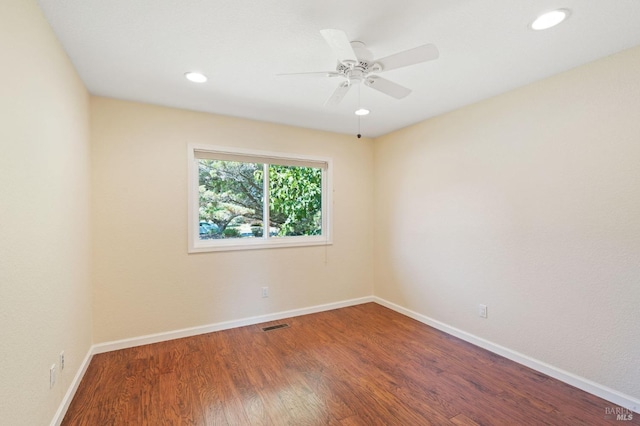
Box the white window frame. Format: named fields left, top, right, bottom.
left=188, top=144, right=333, bottom=253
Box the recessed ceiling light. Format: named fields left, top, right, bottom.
left=185, top=72, right=207, bottom=83
left=355, top=108, right=370, bottom=116
left=531, top=9, right=570, bottom=30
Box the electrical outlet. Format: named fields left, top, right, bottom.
left=262, top=287, right=269, bottom=298
left=60, top=351, right=65, bottom=371
left=50, top=364, right=56, bottom=389
left=479, top=304, right=488, bottom=318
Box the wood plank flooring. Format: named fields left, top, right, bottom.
left=62, top=303, right=638, bottom=425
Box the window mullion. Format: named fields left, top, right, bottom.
left=263, top=163, right=269, bottom=240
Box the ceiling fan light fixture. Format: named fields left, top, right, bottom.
left=531, top=9, right=570, bottom=30
left=185, top=72, right=207, bottom=83
left=355, top=108, right=370, bottom=116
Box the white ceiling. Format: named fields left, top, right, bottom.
left=37, top=0, right=640, bottom=138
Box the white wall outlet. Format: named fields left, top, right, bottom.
left=60, top=351, right=65, bottom=371
left=262, top=287, right=269, bottom=298
left=479, top=304, right=488, bottom=318
left=49, top=364, right=56, bottom=389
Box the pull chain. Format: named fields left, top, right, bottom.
left=357, top=84, right=362, bottom=138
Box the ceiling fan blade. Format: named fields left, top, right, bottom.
left=364, top=76, right=411, bottom=99
left=375, top=44, right=439, bottom=72
left=325, top=81, right=351, bottom=106
left=320, top=29, right=358, bottom=65
left=276, top=71, right=340, bottom=78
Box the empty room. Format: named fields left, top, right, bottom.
left=2, top=0, right=639, bottom=424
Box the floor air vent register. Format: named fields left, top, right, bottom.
left=261, top=324, right=290, bottom=332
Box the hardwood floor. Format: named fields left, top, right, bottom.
left=63, top=303, right=637, bottom=425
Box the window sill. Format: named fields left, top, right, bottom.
left=188, top=237, right=333, bottom=253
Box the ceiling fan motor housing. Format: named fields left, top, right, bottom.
left=337, top=41, right=382, bottom=82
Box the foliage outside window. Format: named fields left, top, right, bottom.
left=188, top=145, right=331, bottom=252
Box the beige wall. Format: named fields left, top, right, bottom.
left=374, top=46, right=640, bottom=400
left=90, top=97, right=374, bottom=343
left=0, top=1, right=92, bottom=425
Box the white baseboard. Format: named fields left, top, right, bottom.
left=50, top=347, right=94, bottom=426
left=373, top=296, right=640, bottom=414
left=93, top=296, right=374, bottom=354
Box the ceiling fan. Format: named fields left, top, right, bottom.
left=278, top=29, right=439, bottom=106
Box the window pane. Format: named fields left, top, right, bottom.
left=198, top=159, right=264, bottom=240
left=269, top=165, right=322, bottom=237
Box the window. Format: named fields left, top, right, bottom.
left=188, top=144, right=332, bottom=252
